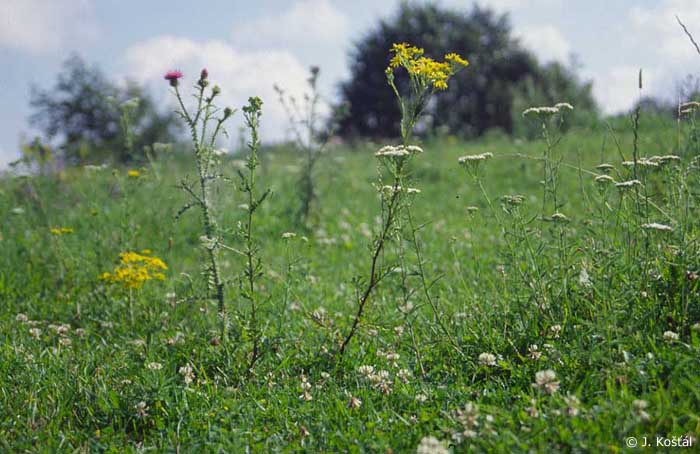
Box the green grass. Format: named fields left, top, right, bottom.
left=1, top=115, right=700, bottom=452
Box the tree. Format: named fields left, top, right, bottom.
left=336, top=3, right=597, bottom=140
left=29, top=55, right=180, bottom=164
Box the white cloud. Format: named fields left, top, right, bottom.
left=233, top=0, right=349, bottom=50
left=124, top=36, right=321, bottom=144
left=515, top=25, right=570, bottom=63
left=231, top=0, right=350, bottom=84
left=0, top=0, right=98, bottom=53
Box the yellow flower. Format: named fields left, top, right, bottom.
left=445, top=53, right=469, bottom=68
left=50, top=227, right=74, bottom=235
left=100, top=250, right=167, bottom=289
left=387, top=43, right=468, bottom=91
left=127, top=170, right=140, bottom=178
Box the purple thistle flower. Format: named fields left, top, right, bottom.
left=164, top=70, right=183, bottom=87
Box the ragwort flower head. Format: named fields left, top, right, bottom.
left=100, top=250, right=167, bottom=290
left=388, top=43, right=468, bottom=91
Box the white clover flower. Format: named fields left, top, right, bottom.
left=642, top=223, right=673, bottom=232
left=417, top=436, right=448, bottom=454
left=134, top=401, right=149, bottom=418
left=528, top=344, right=542, bottom=360
left=478, top=352, right=497, bottom=367
left=663, top=330, right=679, bottom=342
left=147, top=362, right=163, bottom=370
left=179, top=364, right=195, bottom=384
left=16, top=313, right=28, bottom=323
left=58, top=337, right=72, bottom=347
left=549, top=324, right=562, bottom=338
left=358, top=365, right=375, bottom=378
left=632, top=399, right=650, bottom=421
left=534, top=369, right=560, bottom=394
left=348, top=396, right=362, bottom=409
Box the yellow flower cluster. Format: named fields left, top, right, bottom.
left=388, top=43, right=469, bottom=90
left=50, top=227, right=74, bottom=235
left=127, top=170, right=140, bottom=178
left=100, top=250, right=167, bottom=289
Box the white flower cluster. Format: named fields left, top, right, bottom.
left=458, top=152, right=493, bottom=164
left=533, top=369, right=560, bottom=395
left=379, top=185, right=421, bottom=194
left=615, top=179, right=642, bottom=189
left=375, top=144, right=423, bottom=158
left=523, top=102, right=574, bottom=117
left=642, top=223, right=674, bottom=232
left=417, top=436, right=448, bottom=454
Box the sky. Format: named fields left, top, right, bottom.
left=1, top=0, right=699, bottom=167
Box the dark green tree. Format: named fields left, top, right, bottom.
left=29, top=55, right=180, bottom=164
left=336, top=3, right=597, bottom=140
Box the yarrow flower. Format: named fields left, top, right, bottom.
left=595, top=174, right=615, bottom=184
left=100, top=250, right=167, bottom=289
left=458, top=152, right=493, bottom=164
left=375, top=144, right=423, bottom=158
left=164, top=70, right=183, bottom=87
left=615, top=179, right=642, bottom=190
left=642, top=223, right=673, bottom=232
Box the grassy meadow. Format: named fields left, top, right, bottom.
left=2, top=108, right=700, bottom=452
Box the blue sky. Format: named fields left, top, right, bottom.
left=1, top=0, right=699, bottom=167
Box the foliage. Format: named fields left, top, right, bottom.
left=29, top=55, right=180, bottom=164
left=336, top=3, right=596, bottom=140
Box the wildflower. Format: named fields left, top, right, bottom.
left=16, top=313, right=28, bottom=323
left=146, top=362, right=163, bottom=371
left=74, top=328, right=86, bottom=337
left=501, top=194, right=525, bottom=206
left=58, top=337, right=72, bottom=347
left=478, top=352, right=497, bottom=367
left=394, top=325, right=404, bottom=337
left=642, top=223, right=673, bottom=232
left=454, top=402, right=480, bottom=441
left=281, top=232, right=296, bottom=239
left=595, top=174, right=615, bottom=184
left=615, top=179, right=642, bottom=189
left=554, top=102, right=574, bottom=111
left=100, top=250, right=167, bottom=290
left=212, top=148, right=227, bottom=157
left=50, top=227, right=74, bottom=236
left=375, top=145, right=412, bottom=158
left=548, top=212, right=569, bottom=223
left=526, top=398, right=539, bottom=418
left=299, top=391, right=313, bottom=401
left=533, top=369, right=560, bottom=394
left=135, top=401, right=149, bottom=418
left=633, top=399, right=650, bottom=421
left=179, top=364, right=195, bottom=384
left=348, top=396, right=362, bottom=409
left=397, top=368, right=412, bottom=383
left=358, top=365, right=375, bottom=378
left=622, top=159, right=658, bottom=169
left=595, top=163, right=615, bottom=172
left=415, top=393, right=428, bottom=403
left=417, top=436, right=448, bottom=454
left=549, top=325, right=562, bottom=338
left=523, top=106, right=560, bottom=117
left=663, top=330, right=679, bottom=342
left=388, top=43, right=467, bottom=91
left=164, top=70, right=183, bottom=87
left=528, top=344, right=542, bottom=360
left=458, top=152, right=493, bottom=164
left=564, top=394, right=581, bottom=417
